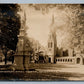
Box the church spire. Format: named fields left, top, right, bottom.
left=47, top=14, right=57, bottom=63
left=50, top=14, right=56, bottom=33
left=52, top=14, right=54, bottom=25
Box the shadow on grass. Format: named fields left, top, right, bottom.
left=0, top=71, right=82, bottom=81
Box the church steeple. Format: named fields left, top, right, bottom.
left=51, top=14, right=54, bottom=25
left=47, top=14, right=57, bottom=63
left=50, top=14, right=55, bottom=28
left=50, top=14, right=56, bottom=34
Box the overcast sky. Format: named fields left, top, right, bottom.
left=20, top=4, right=72, bottom=49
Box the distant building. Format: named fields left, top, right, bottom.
left=47, top=15, right=84, bottom=65
left=47, top=15, right=57, bottom=63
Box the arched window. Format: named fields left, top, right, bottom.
left=48, top=42, right=53, bottom=48
left=70, top=59, right=72, bottom=62
left=65, top=59, right=67, bottom=62
left=48, top=43, right=50, bottom=48
left=63, top=59, right=64, bottom=62
left=48, top=42, right=51, bottom=48
left=51, top=42, right=52, bottom=48
left=68, top=59, right=69, bottom=62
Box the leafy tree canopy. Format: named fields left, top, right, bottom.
left=0, top=4, right=21, bottom=51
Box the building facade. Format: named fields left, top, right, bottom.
left=47, top=15, right=57, bottom=63
left=47, top=15, right=84, bottom=65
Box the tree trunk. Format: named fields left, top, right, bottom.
left=5, top=53, right=7, bottom=64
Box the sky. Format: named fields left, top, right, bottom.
left=20, top=4, right=72, bottom=49
left=27, top=10, right=51, bottom=47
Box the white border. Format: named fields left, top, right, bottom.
left=0, top=0, right=84, bottom=3
left=0, top=0, right=84, bottom=84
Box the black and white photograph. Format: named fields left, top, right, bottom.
left=0, top=4, right=84, bottom=81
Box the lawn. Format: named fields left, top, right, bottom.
left=0, top=71, right=81, bottom=81
left=0, top=63, right=83, bottom=81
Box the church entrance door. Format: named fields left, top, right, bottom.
left=49, top=58, right=51, bottom=63
left=77, top=58, right=80, bottom=64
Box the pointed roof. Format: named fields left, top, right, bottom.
left=48, top=14, right=57, bottom=42
left=50, top=14, right=55, bottom=27
left=50, top=14, right=56, bottom=37
left=51, top=14, right=54, bottom=25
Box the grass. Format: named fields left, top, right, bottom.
left=0, top=70, right=83, bottom=81
left=0, top=63, right=83, bottom=81
left=0, top=71, right=73, bottom=81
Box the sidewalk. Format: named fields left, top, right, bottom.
left=36, top=64, right=84, bottom=74
left=56, top=65, right=84, bottom=74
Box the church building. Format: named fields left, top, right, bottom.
left=47, top=15, right=57, bottom=63
left=47, top=15, right=84, bottom=65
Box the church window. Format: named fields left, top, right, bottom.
left=65, top=59, right=67, bottom=62
left=70, top=59, right=72, bottom=62
left=51, top=42, right=52, bottom=48
left=48, top=42, right=53, bottom=48
left=48, top=42, right=51, bottom=48
left=48, top=43, right=50, bottom=48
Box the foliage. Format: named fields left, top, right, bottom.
left=0, top=4, right=21, bottom=51
left=0, top=4, right=21, bottom=64
left=28, top=4, right=84, bottom=50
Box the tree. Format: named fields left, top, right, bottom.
left=69, top=5, right=84, bottom=49
left=28, top=4, right=84, bottom=49
left=0, top=4, right=21, bottom=64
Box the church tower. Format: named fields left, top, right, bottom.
left=47, top=15, right=57, bottom=63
